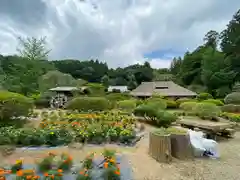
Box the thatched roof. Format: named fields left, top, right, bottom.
left=130, top=81, right=197, bottom=97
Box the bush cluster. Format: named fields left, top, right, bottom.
left=176, top=98, right=197, bottom=106
left=221, top=104, right=240, bottom=113
left=133, top=99, right=177, bottom=127
left=117, top=100, right=136, bottom=112
left=66, top=97, right=110, bottom=112
left=179, top=102, right=198, bottom=112
left=194, top=102, right=221, bottom=120
left=202, top=99, right=224, bottom=106
left=0, top=91, right=34, bottom=121
left=196, top=93, right=213, bottom=101
left=224, top=92, right=240, bottom=105
left=165, top=99, right=178, bottom=109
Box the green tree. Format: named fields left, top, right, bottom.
left=38, top=70, right=77, bottom=92
left=204, top=30, right=219, bottom=49
left=101, top=75, right=110, bottom=87
left=17, top=36, right=51, bottom=61
left=170, top=57, right=182, bottom=75
left=220, top=9, right=240, bottom=81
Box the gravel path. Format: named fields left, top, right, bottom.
left=125, top=126, right=240, bottom=180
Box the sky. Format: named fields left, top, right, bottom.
left=0, top=0, right=240, bottom=69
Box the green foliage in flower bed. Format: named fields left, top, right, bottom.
left=0, top=112, right=137, bottom=146
left=1, top=149, right=122, bottom=180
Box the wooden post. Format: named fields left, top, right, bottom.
left=170, top=134, right=193, bottom=160
left=149, top=132, right=172, bottom=163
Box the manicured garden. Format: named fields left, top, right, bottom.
left=1, top=90, right=240, bottom=179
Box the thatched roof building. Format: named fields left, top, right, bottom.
left=130, top=81, right=197, bottom=98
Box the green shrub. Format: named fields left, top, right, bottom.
left=133, top=104, right=158, bottom=118
left=221, top=104, right=240, bottom=113
left=194, top=102, right=221, bottom=120
left=86, top=83, right=105, bottom=95
left=0, top=91, right=34, bottom=121
left=165, top=100, right=178, bottom=109
left=196, top=93, right=213, bottom=101
left=155, top=110, right=177, bottom=127
left=146, top=98, right=167, bottom=109
left=66, top=97, right=110, bottom=111
left=33, top=92, right=53, bottom=108
left=224, top=92, right=240, bottom=105
left=203, top=99, right=224, bottom=106
left=179, top=102, right=198, bottom=112
left=117, top=100, right=136, bottom=111
left=176, top=98, right=197, bottom=106
left=106, top=93, right=130, bottom=101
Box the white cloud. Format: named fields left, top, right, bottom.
left=0, top=0, right=239, bottom=68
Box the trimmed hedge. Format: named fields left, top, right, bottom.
left=224, top=92, right=240, bottom=105
left=117, top=100, right=136, bottom=111
left=66, top=97, right=110, bottom=111
left=176, top=98, right=197, bottom=106
left=221, top=104, right=240, bottom=113
left=196, top=93, right=213, bottom=101
left=0, top=91, right=34, bottom=121
left=203, top=99, right=224, bottom=106
left=165, top=100, right=178, bottom=109
left=179, top=102, right=198, bottom=112
left=146, top=98, right=167, bottom=109
left=194, top=102, right=221, bottom=120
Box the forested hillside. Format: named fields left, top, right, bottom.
left=0, top=9, right=240, bottom=98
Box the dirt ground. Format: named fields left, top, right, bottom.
left=1, top=125, right=240, bottom=180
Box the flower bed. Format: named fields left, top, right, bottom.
left=0, top=150, right=132, bottom=180
left=0, top=112, right=139, bottom=146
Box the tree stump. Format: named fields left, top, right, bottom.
left=149, top=132, right=172, bottom=163
left=170, top=134, right=193, bottom=160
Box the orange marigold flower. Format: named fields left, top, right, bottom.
left=16, top=170, right=23, bottom=176
left=51, top=175, right=54, bottom=179
left=104, top=162, right=108, bottom=169
left=84, top=173, right=89, bottom=177
left=58, top=169, right=63, bottom=173
left=115, top=170, right=120, bottom=175
left=58, top=173, right=63, bottom=176
left=44, top=173, right=49, bottom=177
left=26, top=175, right=32, bottom=180
left=34, top=175, right=40, bottom=179
left=0, top=176, right=6, bottom=180
left=79, top=171, right=84, bottom=175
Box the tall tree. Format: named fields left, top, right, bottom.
left=204, top=30, right=219, bottom=49
left=220, top=9, right=240, bottom=81
left=17, top=36, right=51, bottom=61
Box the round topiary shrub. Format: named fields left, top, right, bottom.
left=155, top=110, right=177, bottom=128
left=224, top=92, right=240, bottom=105
left=179, top=102, right=198, bottom=112
left=196, top=93, right=213, bottom=101
left=117, top=100, right=136, bottom=112
left=203, top=99, right=224, bottom=106
left=194, top=102, right=221, bottom=120
left=176, top=98, right=197, bottom=106
left=146, top=98, right=167, bottom=109
left=133, top=104, right=158, bottom=118
left=0, top=91, right=34, bottom=121
left=165, top=100, right=178, bottom=109
left=65, top=97, right=110, bottom=112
